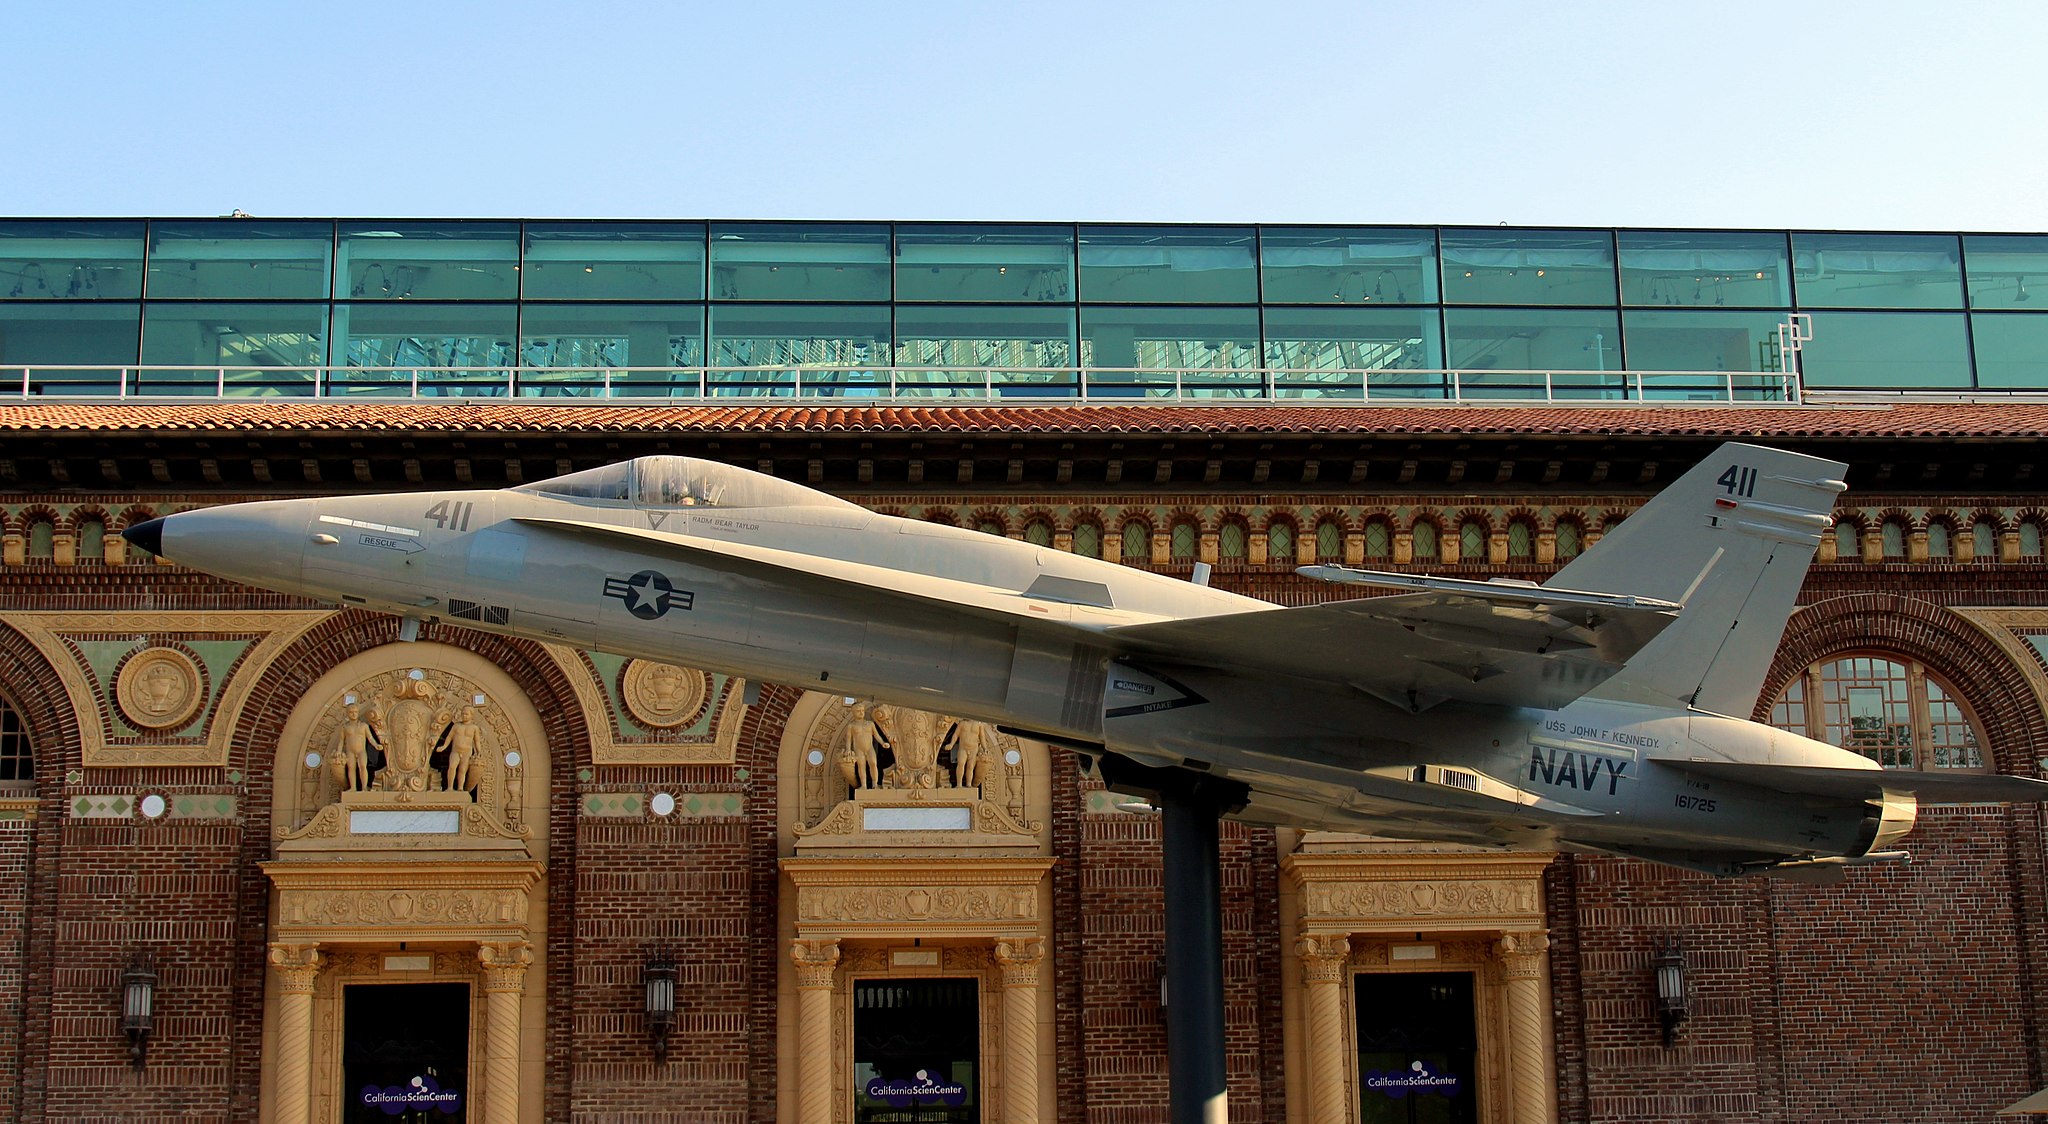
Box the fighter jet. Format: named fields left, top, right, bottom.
left=123, top=442, right=2048, bottom=880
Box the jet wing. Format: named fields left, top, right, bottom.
left=1104, top=583, right=1680, bottom=712
left=1651, top=758, right=2048, bottom=803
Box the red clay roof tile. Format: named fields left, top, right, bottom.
left=2, top=400, right=2047, bottom=438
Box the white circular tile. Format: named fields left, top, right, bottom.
left=140, top=793, right=167, bottom=819
left=650, top=792, right=677, bottom=817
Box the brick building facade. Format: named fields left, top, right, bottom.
left=0, top=401, right=2045, bottom=1123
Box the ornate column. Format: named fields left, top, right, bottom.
left=1496, top=932, right=1556, bottom=1124
left=477, top=941, right=533, bottom=1124
left=791, top=938, right=842, bottom=1124
left=268, top=942, right=324, bottom=1124
left=994, top=938, right=1046, bottom=1123
left=1296, top=934, right=1352, bottom=1124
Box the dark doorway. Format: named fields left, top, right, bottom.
left=343, top=982, right=470, bottom=1122
left=852, top=977, right=979, bottom=1124
left=1355, top=972, right=1479, bottom=1124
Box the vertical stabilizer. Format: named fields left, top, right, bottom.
left=1548, top=443, right=1847, bottom=716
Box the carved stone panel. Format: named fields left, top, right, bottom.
left=791, top=698, right=1041, bottom=849
left=280, top=664, right=527, bottom=845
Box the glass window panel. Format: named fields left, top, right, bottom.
left=1024, top=519, right=1053, bottom=547
left=1444, top=308, right=1625, bottom=397
left=337, top=222, right=518, bottom=301
left=1077, top=226, right=1256, bottom=304
left=331, top=303, right=517, bottom=396
left=1836, top=522, right=1859, bottom=559
left=1881, top=521, right=1905, bottom=558
left=709, top=224, right=889, bottom=302
left=895, top=225, right=1074, bottom=303
left=145, top=220, right=332, bottom=300
left=1081, top=307, right=1258, bottom=368
left=1974, top=521, right=1997, bottom=558
left=1964, top=235, right=2048, bottom=309
left=894, top=305, right=1076, bottom=396
left=1364, top=521, right=1391, bottom=559
left=0, top=303, right=140, bottom=394
left=1619, top=230, right=1790, bottom=308
left=1315, top=520, right=1342, bottom=561
left=1121, top=520, right=1148, bottom=562
left=1460, top=521, right=1486, bottom=560
left=708, top=304, right=888, bottom=396
left=1264, top=307, right=1444, bottom=399
left=1081, top=306, right=1261, bottom=397
left=1412, top=521, right=1438, bottom=560
left=1259, top=227, right=1437, bottom=305
left=1970, top=313, right=2048, bottom=389
left=0, top=220, right=145, bottom=299
left=1170, top=522, right=1196, bottom=561
left=1792, top=232, right=1963, bottom=309
left=517, top=304, right=704, bottom=397
left=1925, top=679, right=1982, bottom=769
left=1507, top=521, right=1532, bottom=561
left=1622, top=310, right=1802, bottom=400
left=140, top=302, right=327, bottom=395
left=2026, top=524, right=2044, bottom=557
left=1267, top=522, right=1294, bottom=562
left=1440, top=229, right=1616, bottom=306
left=1928, top=522, right=1950, bottom=557
left=1073, top=523, right=1101, bottom=559
left=1800, top=312, right=1971, bottom=388
left=1219, top=522, right=1246, bottom=561
left=521, top=222, right=705, bottom=301
left=1555, top=520, right=1582, bottom=559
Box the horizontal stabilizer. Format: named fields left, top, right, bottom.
left=1652, top=757, right=2048, bottom=803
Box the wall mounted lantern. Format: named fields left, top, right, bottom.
left=644, top=953, right=677, bottom=1065
left=1652, top=939, right=1689, bottom=1048
left=122, top=951, right=158, bottom=1071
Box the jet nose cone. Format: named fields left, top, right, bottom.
left=122, top=517, right=167, bottom=558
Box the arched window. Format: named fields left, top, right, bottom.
left=1219, top=521, right=1248, bottom=563
left=1314, top=520, right=1342, bottom=563
left=1072, top=523, right=1101, bottom=559
left=1506, top=520, right=1533, bottom=563
left=1459, top=520, right=1486, bottom=563
left=1770, top=656, right=1984, bottom=771
left=1554, top=520, right=1583, bottom=561
left=1121, top=519, right=1149, bottom=563
left=1023, top=518, right=1054, bottom=547
left=1411, top=521, right=1439, bottom=562
left=1363, top=519, right=1392, bottom=561
left=2023, top=522, right=2044, bottom=558
left=26, top=520, right=53, bottom=560
left=1927, top=521, right=1951, bottom=558
left=1267, top=521, right=1295, bottom=564
left=1973, top=520, right=1998, bottom=560
left=78, top=517, right=106, bottom=563
left=976, top=518, right=1004, bottom=537
left=1834, top=522, right=1859, bottom=560
left=0, top=696, right=31, bottom=786
left=1170, top=521, right=1197, bottom=563
left=1880, top=520, right=1906, bottom=559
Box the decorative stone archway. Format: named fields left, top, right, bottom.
left=776, top=690, right=1056, bottom=1124
left=260, top=641, right=549, bottom=1124
left=1282, top=841, right=1557, bottom=1124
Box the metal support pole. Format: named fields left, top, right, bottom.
left=1096, top=754, right=1249, bottom=1124
left=1160, top=782, right=1230, bottom=1124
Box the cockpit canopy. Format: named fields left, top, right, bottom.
left=512, top=456, right=860, bottom=511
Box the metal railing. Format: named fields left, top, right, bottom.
left=2, top=365, right=1803, bottom=405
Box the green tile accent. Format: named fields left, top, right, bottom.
left=71, top=794, right=133, bottom=819
left=582, top=793, right=644, bottom=818
left=676, top=793, right=743, bottom=818
left=170, top=794, right=236, bottom=819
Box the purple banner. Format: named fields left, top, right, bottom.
left=1363, top=1060, right=1461, bottom=1099
left=865, top=1069, right=969, bottom=1107
left=359, top=1074, right=463, bottom=1116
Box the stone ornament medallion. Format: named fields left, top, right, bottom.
left=621, top=660, right=708, bottom=729
left=115, top=646, right=205, bottom=730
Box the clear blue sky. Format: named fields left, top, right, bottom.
left=6, top=0, right=2045, bottom=230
